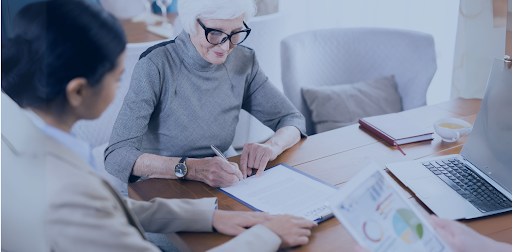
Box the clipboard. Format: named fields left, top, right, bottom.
left=217, top=163, right=338, bottom=223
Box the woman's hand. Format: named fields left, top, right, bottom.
left=262, top=215, right=317, bottom=248
left=187, top=157, right=243, bottom=188
left=240, top=126, right=301, bottom=178
left=240, top=142, right=279, bottom=178
left=430, top=215, right=512, bottom=252
left=353, top=245, right=371, bottom=252
left=212, top=210, right=272, bottom=236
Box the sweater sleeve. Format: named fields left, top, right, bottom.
left=242, top=53, right=307, bottom=138
left=104, top=58, right=162, bottom=183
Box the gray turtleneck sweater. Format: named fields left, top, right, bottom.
left=105, top=31, right=306, bottom=183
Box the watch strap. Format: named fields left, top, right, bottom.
left=179, top=157, right=188, bottom=164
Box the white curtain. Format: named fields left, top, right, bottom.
left=451, top=0, right=507, bottom=99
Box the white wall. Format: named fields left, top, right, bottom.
left=280, top=0, right=460, bottom=105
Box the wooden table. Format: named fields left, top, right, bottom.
left=128, top=98, right=512, bottom=252
left=119, top=13, right=178, bottom=43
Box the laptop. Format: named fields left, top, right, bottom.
left=386, top=58, right=512, bottom=220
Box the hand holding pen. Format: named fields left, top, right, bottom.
left=211, top=145, right=247, bottom=185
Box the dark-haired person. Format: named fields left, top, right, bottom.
left=1, top=0, right=316, bottom=251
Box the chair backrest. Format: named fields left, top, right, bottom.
left=281, top=27, right=437, bottom=135
left=71, top=40, right=168, bottom=147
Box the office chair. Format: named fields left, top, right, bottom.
left=281, top=27, right=437, bottom=135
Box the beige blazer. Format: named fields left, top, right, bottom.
left=1, top=93, right=280, bottom=252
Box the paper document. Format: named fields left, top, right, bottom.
left=330, top=165, right=451, bottom=252
left=220, top=164, right=337, bottom=221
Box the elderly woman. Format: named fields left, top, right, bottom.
left=105, top=0, right=306, bottom=187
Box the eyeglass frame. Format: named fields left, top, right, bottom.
left=196, top=19, right=251, bottom=45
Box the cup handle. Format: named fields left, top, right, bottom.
left=452, top=132, right=460, bottom=141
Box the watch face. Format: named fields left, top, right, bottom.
left=175, top=163, right=187, bottom=178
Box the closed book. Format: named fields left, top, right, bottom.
left=359, top=113, right=434, bottom=146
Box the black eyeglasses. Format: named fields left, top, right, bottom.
left=197, top=19, right=251, bottom=45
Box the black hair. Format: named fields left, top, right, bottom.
left=1, top=0, right=126, bottom=109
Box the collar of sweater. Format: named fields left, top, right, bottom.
left=176, top=30, right=218, bottom=72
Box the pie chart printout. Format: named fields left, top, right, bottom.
left=338, top=172, right=448, bottom=252
left=363, top=221, right=384, bottom=242
left=392, top=209, right=423, bottom=244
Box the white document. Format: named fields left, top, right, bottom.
left=329, top=163, right=453, bottom=252
left=221, top=164, right=338, bottom=221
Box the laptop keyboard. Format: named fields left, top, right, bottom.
left=421, top=159, right=512, bottom=213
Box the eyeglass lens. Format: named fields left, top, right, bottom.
left=207, top=31, right=249, bottom=45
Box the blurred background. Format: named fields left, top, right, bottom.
left=2, top=0, right=509, bottom=150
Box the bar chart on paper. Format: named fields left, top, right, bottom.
left=338, top=172, right=447, bottom=252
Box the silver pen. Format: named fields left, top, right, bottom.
left=210, top=145, right=247, bottom=184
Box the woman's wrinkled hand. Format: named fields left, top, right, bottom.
left=240, top=142, right=279, bottom=179
left=262, top=214, right=317, bottom=248
left=212, top=210, right=272, bottom=236
left=187, top=157, right=243, bottom=188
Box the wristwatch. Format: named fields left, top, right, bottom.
left=174, top=157, right=188, bottom=180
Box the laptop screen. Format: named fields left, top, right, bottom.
left=461, top=58, right=512, bottom=193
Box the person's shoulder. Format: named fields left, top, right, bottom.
left=46, top=156, right=118, bottom=209
left=133, top=40, right=182, bottom=82
left=137, top=39, right=182, bottom=71
left=139, top=39, right=177, bottom=61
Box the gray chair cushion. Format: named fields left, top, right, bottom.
left=281, top=27, right=437, bottom=135
left=302, top=75, right=402, bottom=133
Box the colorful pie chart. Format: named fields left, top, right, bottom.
left=363, top=220, right=384, bottom=242
left=392, top=208, right=423, bottom=244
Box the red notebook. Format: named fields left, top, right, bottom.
left=359, top=113, right=434, bottom=147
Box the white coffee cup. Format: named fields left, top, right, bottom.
left=434, top=118, right=473, bottom=142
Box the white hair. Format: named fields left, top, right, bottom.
left=178, top=0, right=257, bottom=35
